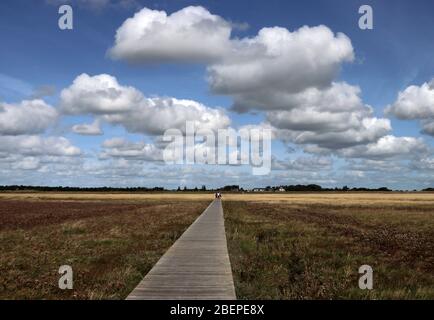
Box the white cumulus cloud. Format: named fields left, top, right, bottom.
left=109, top=6, right=354, bottom=108
left=0, top=135, right=81, bottom=157
left=339, top=135, right=428, bottom=159
left=386, top=78, right=434, bottom=136
left=267, top=82, right=391, bottom=150
left=72, top=119, right=103, bottom=135
left=60, top=73, right=143, bottom=115
left=109, top=6, right=232, bottom=63
left=60, top=73, right=231, bottom=135
left=386, top=79, right=434, bottom=119
left=100, top=137, right=162, bottom=161
left=0, top=99, right=57, bottom=135
left=209, top=25, right=354, bottom=111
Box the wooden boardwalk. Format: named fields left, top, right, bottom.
left=126, top=199, right=236, bottom=300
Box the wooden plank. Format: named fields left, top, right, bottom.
left=126, top=199, right=236, bottom=300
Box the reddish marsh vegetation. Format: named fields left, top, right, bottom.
left=0, top=198, right=208, bottom=299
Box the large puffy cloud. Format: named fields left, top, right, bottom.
left=0, top=99, right=57, bottom=135
left=209, top=25, right=354, bottom=110
left=60, top=73, right=143, bottom=115
left=386, top=79, right=434, bottom=119
left=338, top=135, right=428, bottom=159
left=109, top=6, right=232, bottom=63
left=267, top=83, right=391, bottom=150
left=108, top=5, right=416, bottom=165
left=103, top=97, right=230, bottom=135
left=60, top=73, right=231, bottom=135
left=0, top=135, right=81, bottom=157
left=386, top=79, right=434, bottom=136
left=100, top=137, right=162, bottom=161
left=109, top=7, right=410, bottom=156
left=0, top=97, right=80, bottom=176
left=276, top=117, right=391, bottom=150
left=109, top=7, right=354, bottom=104
left=108, top=6, right=375, bottom=152
left=237, top=79, right=364, bottom=116
left=108, top=6, right=380, bottom=153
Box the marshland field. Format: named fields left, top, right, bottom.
left=0, top=192, right=433, bottom=299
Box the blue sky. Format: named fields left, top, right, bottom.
left=0, top=0, right=433, bottom=189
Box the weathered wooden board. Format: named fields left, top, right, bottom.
left=126, top=199, right=236, bottom=300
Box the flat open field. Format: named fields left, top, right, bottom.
left=1, top=192, right=433, bottom=299
left=2, top=191, right=434, bottom=204
left=223, top=194, right=434, bottom=299
left=0, top=197, right=208, bottom=299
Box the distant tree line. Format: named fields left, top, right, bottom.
left=268, top=185, right=392, bottom=192
left=218, top=185, right=243, bottom=192
left=0, top=184, right=433, bottom=192
left=422, top=188, right=434, bottom=192
left=176, top=185, right=208, bottom=192
left=0, top=185, right=165, bottom=192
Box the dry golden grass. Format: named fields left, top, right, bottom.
left=2, top=191, right=434, bottom=205
left=223, top=192, right=434, bottom=205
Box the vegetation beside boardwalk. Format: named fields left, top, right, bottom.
left=2, top=193, right=434, bottom=299
left=224, top=196, right=434, bottom=299
left=0, top=199, right=208, bottom=299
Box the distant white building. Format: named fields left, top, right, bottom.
left=278, top=187, right=285, bottom=192
left=252, top=188, right=265, bottom=192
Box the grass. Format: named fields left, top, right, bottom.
left=0, top=192, right=215, bottom=202
left=2, top=192, right=434, bottom=300
left=223, top=195, right=434, bottom=299
left=0, top=198, right=209, bottom=299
